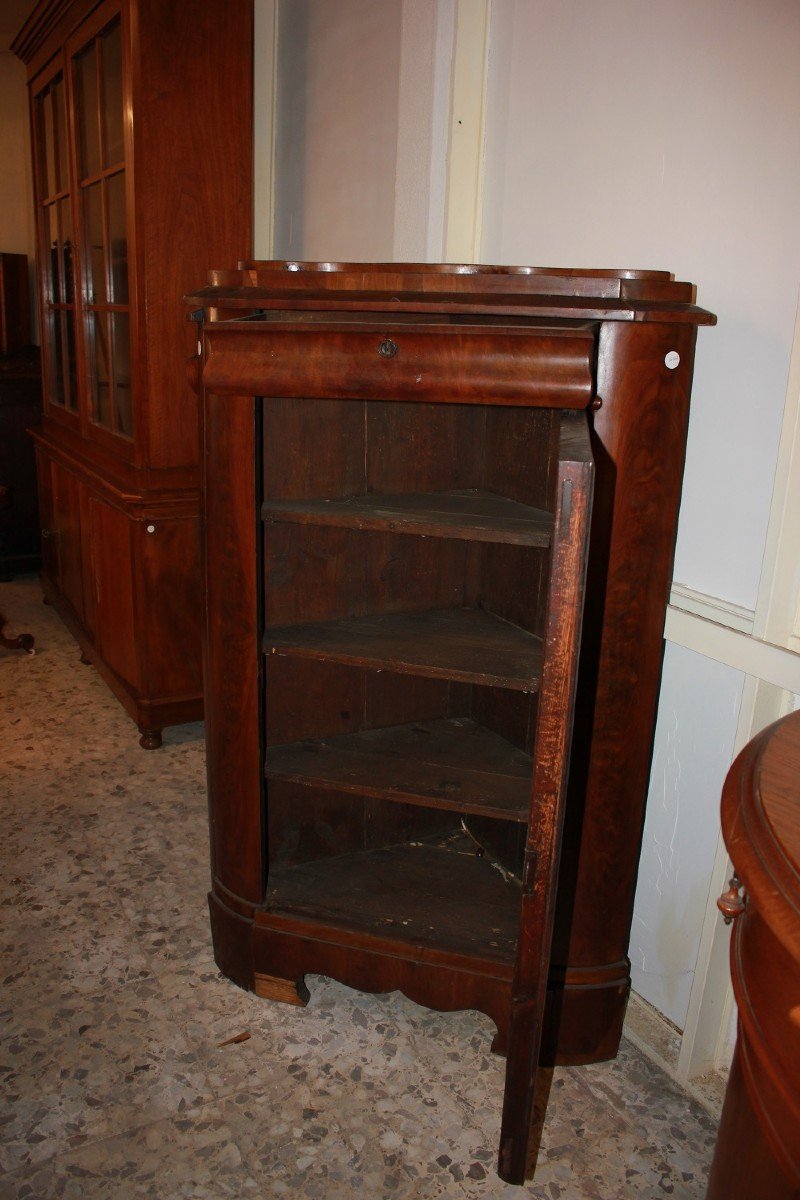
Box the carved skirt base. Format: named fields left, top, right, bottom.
left=208, top=889, right=630, bottom=1066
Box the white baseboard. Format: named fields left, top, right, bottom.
left=623, top=992, right=727, bottom=1119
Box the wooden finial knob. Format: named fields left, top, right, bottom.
left=717, top=874, right=746, bottom=924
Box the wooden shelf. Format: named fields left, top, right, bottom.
left=265, top=831, right=521, bottom=963
left=266, top=717, right=533, bottom=822
left=265, top=607, right=543, bottom=691
left=263, top=489, right=553, bottom=546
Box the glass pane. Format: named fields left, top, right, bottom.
left=52, top=309, right=65, bottom=406
left=90, top=311, right=112, bottom=428
left=84, top=182, right=106, bottom=304
left=111, top=312, right=132, bottom=437
left=60, top=199, right=73, bottom=303
left=65, top=310, right=78, bottom=412
left=100, top=19, right=124, bottom=168
left=52, top=75, right=69, bottom=193
left=39, top=90, right=56, bottom=199
left=48, top=204, right=61, bottom=302
left=74, top=41, right=100, bottom=179
left=107, top=171, right=128, bottom=303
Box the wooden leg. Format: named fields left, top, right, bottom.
left=139, top=727, right=163, bottom=750
left=79, top=652, right=91, bottom=664
left=254, top=972, right=310, bottom=1007
left=490, top=1027, right=509, bottom=1057
left=0, top=613, right=35, bottom=654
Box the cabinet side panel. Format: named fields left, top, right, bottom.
left=203, top=392, right=264, bottom=904
left=134, top=0, right=253, bottom=472
left=554, top=322, right=698, bottom=990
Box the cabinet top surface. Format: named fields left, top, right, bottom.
left=186, top=261, right=716, bottom=326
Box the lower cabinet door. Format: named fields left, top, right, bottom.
left=88, top=495, right=139, bottom=690
left=139, top=512, right=203, bottom=702
left=46, top=454, right=86, bottom=626
left=35, top=448, right=58, bottom=586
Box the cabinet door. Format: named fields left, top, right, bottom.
left=140, top=515, right=203, bottom=702
left=497, top=413, right=594, bottom=1184
left=88, top=495, right=138, bottom=689
left=50, top=458, right=85, bottom=622
left=35, top=449, right=57, bottom=585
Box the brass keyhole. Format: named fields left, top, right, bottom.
left=378, top=337, right=398, bottom=359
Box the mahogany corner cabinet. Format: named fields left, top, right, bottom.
left=188, top=262, right=714, bottom=1183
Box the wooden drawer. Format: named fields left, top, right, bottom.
left=202, top=323, right=595, bottom=408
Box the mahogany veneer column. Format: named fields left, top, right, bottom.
left=551, top=319, right=700, bottom=1062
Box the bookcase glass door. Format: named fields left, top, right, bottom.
left=33, top=68, right=78, bottom=415
left=72, top=11, right=133, bottom=440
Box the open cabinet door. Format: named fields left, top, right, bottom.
left=498, top=411, right=594, bottom=1184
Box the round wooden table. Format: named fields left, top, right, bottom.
left=706, top=710, right=800, bottom=1200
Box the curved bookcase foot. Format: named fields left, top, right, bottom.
left=139, top=728, right=163, bottom=750
left=255, top=971, right=309, bottom=1007
left=0, top=616, right=35, bottom=654
left=490, top=1028, right=508, bottom=1057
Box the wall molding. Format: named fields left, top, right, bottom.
left=442, top=0, right=490, bottom=263
left=666, top=586, right=800, bottom=694
left=252, top=0, right=278, bottom=259
left=668, top=582, right=754, bottom=635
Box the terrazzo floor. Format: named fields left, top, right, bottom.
left=0, top=577, right=719, bottom=1199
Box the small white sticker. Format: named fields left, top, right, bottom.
left=146, top=524, right=156, bottom=533
left=665, top=351, right=680, bottom=370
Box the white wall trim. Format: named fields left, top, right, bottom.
left=664, top=601, right=800, bottom=694
left=253, top=0, right=279, bottom=259
left=425, top=0, right=456, bottom=262
left=754, top=287, right=800, bottom=647
left=442, top=0, right=490, bottom=263
left=392, top=0, right=454, bottom=261
left=668, top=582, right=754, bottom=636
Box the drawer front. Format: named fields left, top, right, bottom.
left=203, top=326, right=595, bottom=408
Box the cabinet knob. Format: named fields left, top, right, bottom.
left=378, top=337, right=398, bottom=359
left=717, top=874, right=746, bottom=924
left=41, top=528, right=59, bottom=539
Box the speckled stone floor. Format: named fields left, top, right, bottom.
left=0, top=577, right=719, bottom=1199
